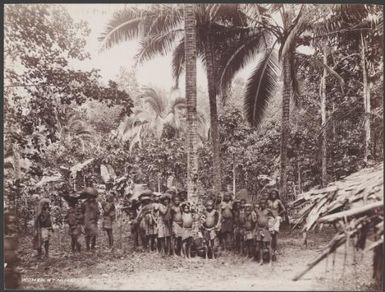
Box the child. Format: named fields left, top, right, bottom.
left=102, top=194, right=116, bottom=249
left=201, top=199, right=219, bottom=259
left=255, top=199, right=273, bottom=265
left=181, top=202, right=194, bottom=258
left=33, top=198, right=53, bottom=258
left=267, top=189, right=286, bottom=256
left=243, top=203, right=257, bottom=258
left=65, top=199, right=83, bottom=253
left=157, top=193, right=173, bottom=256
left=171, top=194, right=183, bottom=256
left=220, top=192, right=233, bottom=251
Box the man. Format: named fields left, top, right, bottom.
left=81, top=187, right=100, bottom=251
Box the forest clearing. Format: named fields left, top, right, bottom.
left=19, top=228, right=375, bottom=290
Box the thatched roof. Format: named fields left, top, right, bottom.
left=291, top=163, right=383, bottom=281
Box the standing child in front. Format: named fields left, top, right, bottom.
left=201, top=199, right=220, bottom=259
left=171, top=194, right=183, bottom=256
left=181, top=202, right=194, bottom=258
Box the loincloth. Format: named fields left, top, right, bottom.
left=41, top=227, right=51, bottom=242
left=268, top=216, right=281, bottom=233
left=182, top=227, right=193, bottom=241
left=203, top=228, right=216, bottom=241
left=85, top=222, right=98, bottom=236
left=173, top=222, right=183, bottom=238
left=157, top=219, right=171, bottom=238
left=221, top=218, right=233, bottom=233
left=255, top=227, right=272, bottom=242
left=244, top=230, right=255, bottom=241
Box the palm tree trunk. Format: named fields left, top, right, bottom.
left=361, top=33, right=371, bottom=163
left=184, top=4, right=199, bottom=202
left=320, top=44, right=328, bottom=187
left=280, top=54, right=292, bottom=202
left=204, top=36, right=222, bottom=195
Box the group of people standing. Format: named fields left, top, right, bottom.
left=128, top=188, right=287, bottom=263
left=33, top=186, right=286, bottom=264
left=33, top=187, right=116, bottom=258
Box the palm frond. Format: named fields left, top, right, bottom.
left=146, top=4, right=184, bottom=36
left=210, top=4, right=248, bottom=26
left=138, top=87, right=167, bottom=116
left=99, top=7, right=144, bottom=50
left=219, top=30, right=270, bottom=103
left=100, top=5, right=183, bottom=51
left=170, top=97, right=187, bottom=113
left=135, top=29, right=183, bottom=64
left=244, top=48, right=279, bottom=127
left=171, top=39, right=185, bottom=88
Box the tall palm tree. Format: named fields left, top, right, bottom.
left=184, top=4, right=199, bottom=202
left=99, top=3, right=263, bottom=195
left=224, top=4, right=370, bottom=199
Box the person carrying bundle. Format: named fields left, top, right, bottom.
left=137, top=191, right=157, bottom=252
left=81, top=187, right=100, bottom=251
left=64, top=195, right=84, bottom=253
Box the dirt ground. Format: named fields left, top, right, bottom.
left=18, top=226, right=378, bottom=290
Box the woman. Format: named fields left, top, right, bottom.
left=157, top=193, right=173, bottom=256
left=267, top=189, right=286, bottom=256
left=81, top=187, right=100, bottom=251
left=102, top=194, right=116, bottom=249
left=33, top=198, right=53, bottom=258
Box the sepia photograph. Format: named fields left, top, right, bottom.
left=3, top=3, right=384, bottom=290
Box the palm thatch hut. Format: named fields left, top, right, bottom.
left=290, top=163, right=383, bottom=289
